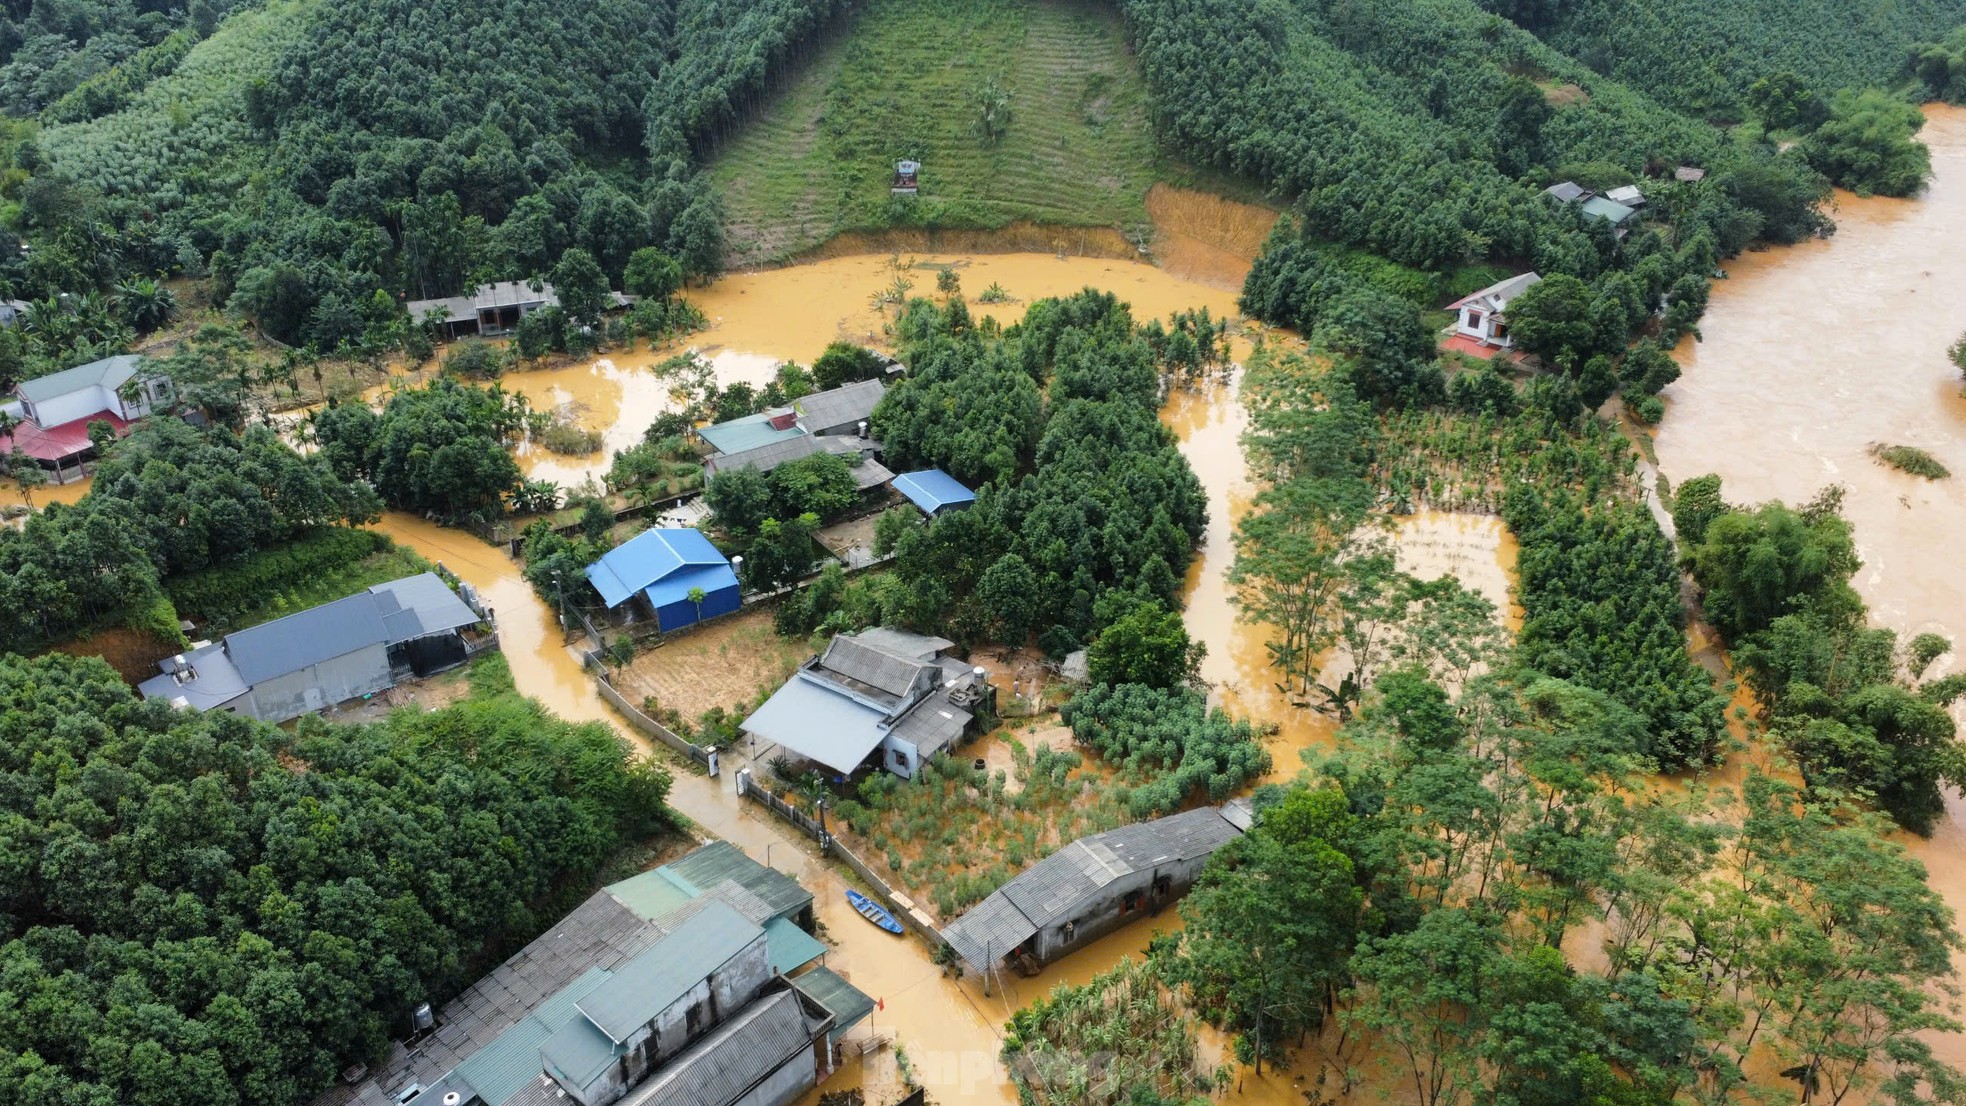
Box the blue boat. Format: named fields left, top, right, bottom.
left=846, top=889, right=903, bottom=935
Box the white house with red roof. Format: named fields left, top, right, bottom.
left=2, top=354, right=172, bottom=480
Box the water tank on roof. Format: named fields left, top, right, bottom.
left=411, top=1002, right=434, bottom=1033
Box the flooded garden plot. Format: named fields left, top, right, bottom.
left=826, top=721, right=1136, bottom=921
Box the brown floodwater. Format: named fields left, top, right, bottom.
left=1163, top=378, right=1521, bottom=786
left=1655, top=103, right=1966, bottom=1069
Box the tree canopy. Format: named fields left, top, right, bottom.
left=0, top=652, right=670, bottom=1106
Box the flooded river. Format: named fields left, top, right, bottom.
left=1656, top=103, right=1966, bottom=1068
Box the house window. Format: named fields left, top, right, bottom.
left=1465, top=310, right=1483, bottom=330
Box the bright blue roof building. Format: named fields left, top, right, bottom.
left=892, top=469, right=977, bottom=516
left=584, top=528, right=741, bottom=631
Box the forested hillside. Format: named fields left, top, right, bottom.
left=1494, top=0, right=1966, bottom=121
left=11, top=0, right=846, bottom=357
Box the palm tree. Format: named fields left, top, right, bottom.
left=116, top=278, right=178, bottom=334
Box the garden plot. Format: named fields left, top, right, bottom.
left=617, top=607, right=810, bottom=727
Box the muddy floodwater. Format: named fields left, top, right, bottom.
left=1657, top=103, right=1966, bottom=1067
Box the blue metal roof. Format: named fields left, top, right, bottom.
left=585, top=528, right=732, bottom=609
left=643, top=562, right=739, bottom=613
left=892, top=469, right=976, bottom=515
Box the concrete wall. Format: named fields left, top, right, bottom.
left=732, top=1046, right=818, bottom=1106
left=881, top=736, right=921, bottom=779
left=612, top=935, right=772, bottom=1099
left=1032, top=853, right=1213, bottom=964
left=242, top=643, right=394, bottom=723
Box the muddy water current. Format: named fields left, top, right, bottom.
left=1656, top=103, right=1966, bottom=1069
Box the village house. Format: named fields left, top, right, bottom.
left=312, top=843, right=871, bottom=1106
left=891, top=159, right=920, bottom=195
left=138, top=573, right=491, bottom=723
left=0, top=298, right=29, bottom=327
left=406, top=280, right=633, bottom=340
left=1, top=354, right=173, bottom=481
left=584, top=527, right=742, bottom=632
left=1446, top=271, right=1541, bottom=352
left=1605, top=183, right=1646, bottom=208
left=940, top=802, right=1252, bottom=981
left=890, top=469, right=976, bottom=518
left=697, top=379, right=894, bottom=493
left=740, top=627, right=994, bottom=779
left=1543, top=180, right=1591, bottom=204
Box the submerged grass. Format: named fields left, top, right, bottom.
left=1870, top=443, right=1951, bottom=480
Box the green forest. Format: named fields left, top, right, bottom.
left=0, top=653, right=670, bottom=1105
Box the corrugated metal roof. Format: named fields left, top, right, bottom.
left=1447, top=272, right=1541, bottom=312
left=225, top=592, right=389, bottom=685
left=612, top=990, right=816, bottom=1106
left=892, top=469, right=976, bottom=515
left=820, top=636, right=931, bottom=700
left=699, top=412, right=804, bottom=455
left=450, top=966, right=612, bottom=1106
left=311, top=890, right=670, bottom=1106
left=369, top=573, right=480, bottom=638
left=792, top=379, right=885, bottom=431
left=1580, top=196, right=1637, bottom=225
left=703, top=433, right=831, bottom=477
left=655, top=841, right=814, bottom=923
left=642, top=562, right=739, bottom=613
left=585, top=528, right=730, bottom=609
left=16, top=354, right=143, bottom=403
left=136, top=641, right=248, bottom=710
left=1543, top=181, right=1589, bottom=203
left=885, top=698, right=970, bottom=757
left=940, top=892, right=1038, bottom=976
left=791, top=967, right=875, bottom=1044
left=574, top=902, right=762, bottom=1043
left=605, top=867, right=698, bottom=921
left=740, top=674, right=889, bottom=775
left=765, top=917, right=827, bottom=973
left=539, top=1011, right=616, bottom=1090
left=850, top=627, right=954, bottom=660
left=940, top=807, right=1246, bottom=972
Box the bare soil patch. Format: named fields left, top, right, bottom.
left=618, top=607, right=810, bottom=725
left=49, top=627, right=180, bottom=685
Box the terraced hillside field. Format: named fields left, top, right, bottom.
left=706, top=0, right=1163, bottom=267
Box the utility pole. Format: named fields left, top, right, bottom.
left=552, top=570, right=566, bottom=631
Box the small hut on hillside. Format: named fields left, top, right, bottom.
left=892, top=159, right=920, bottom=195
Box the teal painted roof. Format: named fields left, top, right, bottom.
left=605, top=867, right=698, bottom=921
left=765, top=917, right=826, bottom=974
left=574, top=902, right=762, bottom=1043
left=540, top=1010, right=617, bottom=1091
left=452, top=966, right=610, bottom=1105
left=792, top=966, right=876, bottom=1044
left=699, top=411, right=803, bottom=455
left=654, top=841, right=813, bottom=923
left=1580, top=196, right=1637, bottom=225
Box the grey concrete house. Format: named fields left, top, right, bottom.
left=138, top=573, right=485, bottom=723
left=406, top=281, right=633, bottom=339
left=740, top=628, right=993, bottom=779
left=312, top=843, right=870, bottom=1106
left=940, top=802, right=1252, bottom=979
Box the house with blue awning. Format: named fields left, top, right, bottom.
left=584, top=528, right=741, bottom=632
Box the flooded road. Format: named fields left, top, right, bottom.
left=1655, top=103, right=1966, bottom=1068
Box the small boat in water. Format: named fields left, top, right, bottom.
left=846, top=889, right=903, bottom=934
